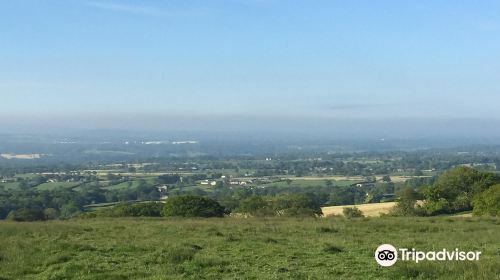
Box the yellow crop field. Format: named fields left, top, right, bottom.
left=322, top=202, right=397, bottom=217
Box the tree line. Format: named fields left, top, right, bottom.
left=391, top=167, right=500, bottom=216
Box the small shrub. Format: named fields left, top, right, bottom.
left=167, top=247, right=198, bottom=264
left=156, top=244, right=203, bottom=264
left=225, top=233, right=240, bottom=242
left=7, top=208, right=46, bottom=222
left=43, top=208, right=59, bottom=220
left=342, top=207, right=364, bottom=218
left=112, top=202, right=163, bottom=217
left=60, top=204, right=82, bottom=219
left=236, top=196, right=274, bottom=217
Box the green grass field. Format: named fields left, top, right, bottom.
left=103, top=177, right=158, bottom=190
left=261, top=179, right=354, bottom=188
left=36, top=182, right=81, bottom=191
left=0, top=217, right=498, bottom=279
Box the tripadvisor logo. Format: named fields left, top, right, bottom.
left=375, top=244, right=482, bottom=267
left=375, top=244, right=398, bottom=267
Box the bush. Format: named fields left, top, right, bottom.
left=165, top=244, right=202, bottom=264
left=162, top=196, right=226, bottom=218
left=7, top=208, right=46, bottom=222
left=112, top=202, right=163, bottom=217
left=237, top=196, right=274, bottom=217
left=421, top=198, right=449, bottom=216
left=342, top=207, right=364, bottom=218
left=272, top=193, right=323, bottom=217
left=473, top=184, right=500, bottom=216
left=280, top=207, right=319, bottom=217
left=236, top=194, right=323, bottom=217
left=43, top=208, right=60, bottom=220
left=60, top=204, right=82, bottom=219
left=390, top=187, right=424, bottom=216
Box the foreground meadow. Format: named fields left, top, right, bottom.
left=0, top=217, right=499, bottom=280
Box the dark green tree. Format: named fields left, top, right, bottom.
left=473, top=184, right=500, bottom=216
left=162, top=196, right=226, bottom=218
left=390, top=187, right=422, bottom=216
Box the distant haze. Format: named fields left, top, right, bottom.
left=1, top=1, right=499, bottom=139
left=1, top=113, right=500, bottom=142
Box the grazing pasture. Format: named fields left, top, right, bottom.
left=0, top=217, right=498, bottom=279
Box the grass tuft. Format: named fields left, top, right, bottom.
left=316, top=226, right=339, bottom=233
left=322, top=244, right=343, bottom=254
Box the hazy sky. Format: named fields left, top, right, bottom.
left=1, top=0, right=500, bottom=131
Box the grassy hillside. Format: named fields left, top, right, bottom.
left=0, top=217, right=498, bottom=279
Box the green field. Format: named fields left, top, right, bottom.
left=261, top=179, right=354, bottom=188
left=0, top=217, right=498, bottom=279
left=104, top=178, right=157, bottom=190
left=36, top=182, right=81, bottom=191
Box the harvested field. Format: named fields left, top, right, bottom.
left=322, top=202, right=397, bottom=217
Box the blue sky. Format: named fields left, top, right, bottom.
left=1, top=0, right=499, bottom=131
